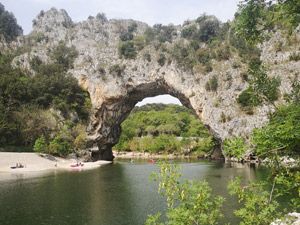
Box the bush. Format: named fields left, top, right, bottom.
left=252, top=104, right=300, bottom=157
left=171, top=42, right=195, bottom=70
left=196, top=48, right=211, bottom=64
left=33, top=136, right=47, bottom=153
left=215, top=45, right=231, bottom=61
left=50, top=41, right=78, bottom=71
left=223, top=137, right=246, bottom=160
left=146, top=162, right=224, bottom=225
left=205, top=75, right=218, bottom=91
left=118, top=41, right=137, bottom=59
left=96, top=13, right=108, bottom=23
left=133, top=36, right=145, bottom=50
left=109, top=64, right=125, bottom=76
left=197, top=16, right=221, bottom=42
left=143, top=53, right=151, bottom=62
left=119, top=31, right=133, bottom=41
left=237, top=87, right=261, bottom=108
left=228, top=177, right=280, bottom=224
left=289, top=52, right=300, bottom=61
left=49, top=135, right=71, bottom=156
left=157, top=53, right=166, bottom=66
left=181, top=24, right=197, bottom=39
left=128, top=22, right=137, bottom=33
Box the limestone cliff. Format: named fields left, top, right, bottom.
left=10, top=8, right=300, bottom=160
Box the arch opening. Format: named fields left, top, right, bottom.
left=87, top=81, right=221, bottom=161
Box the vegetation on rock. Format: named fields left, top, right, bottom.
left=0, top=39, right=90, bottom=156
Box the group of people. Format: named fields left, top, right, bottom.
left=11, top=162, right=25, bottom=169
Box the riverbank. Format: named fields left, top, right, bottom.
left=0, top=152, right=112, bottom=174
left=113, top=150, right=210, bottom=160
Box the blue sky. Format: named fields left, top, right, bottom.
left=2, top=0, right=239, bottom=105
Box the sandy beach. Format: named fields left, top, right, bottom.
left=0, top=152, right=112, bottom=181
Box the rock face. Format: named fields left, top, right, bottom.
left=12, top=8, right=300, bottom=161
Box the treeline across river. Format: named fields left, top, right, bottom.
left=114, top=104, right=216, bottom=156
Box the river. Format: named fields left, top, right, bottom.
left=0, top=159, right=268, bottom=225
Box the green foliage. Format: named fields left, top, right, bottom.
left=118, top=41, right=137, bottom=59
left=237, top=61, right=280, bottom=109
left=143, top=52, right=151, bottom=62
left=214, top=45, right=231, bottom=61
left=250, top=103, right=300, bottom=210
left=223, top=137, right=246, bottom=160
left=181, top=24, right=197, bottom=39
left=274, top=0, right=300, bottom=31
left=144, top=24, right=176, bottom=44
left=109, top=64, right=125, bottom=76
left=49, top=135, right=71, bottom=156
left=234, top=0, right=266, bottom=45
left=33, top=135, right=47, bottom=153
left=119, top=31, right=133, bottom=41
left=252, top=104, right=300, bottom=157
left=50, top=41, right=78, bottom=71
left=285, top=79, right=300, bottom=104
left=197, top=16, right=221, bottom=42
left=157, top=53, right=166, bottom=66
left=170, top=42, right=196, bottom=70
left=0, top=3, right=23, bottom=41
left=249, top=61, right=281, bottom=104
left=114, top=104, right=213, bottom=154
left=146, top=162, right=224, bottom=225
left=205, top=75, right=218, bottom=92
left=133, top=36, right=146, bottom=50
left=289, top=52, right=300, bottom=61
left=237, top=86, right=261, bottom=108
left=0, top=46, right=90, bottom=148
left=233, top=0, right=300, bottom=46
left=228, top=177, right=280, bottom=225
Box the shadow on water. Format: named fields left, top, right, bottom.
left=0, top=160, right=269, bottom=225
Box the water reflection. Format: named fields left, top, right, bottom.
left=0, top=160, right=269, bottom=225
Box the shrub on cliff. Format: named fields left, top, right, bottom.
left=118, top=41, right=137, bottom=59
left=205, top=75, right=218, bottom=92
left=50, top=41, right=78, bottom=71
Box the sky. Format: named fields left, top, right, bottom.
left=1, top=0, right=239, bottom=106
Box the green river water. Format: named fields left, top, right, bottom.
left=0, top=159, right=269, bottom=225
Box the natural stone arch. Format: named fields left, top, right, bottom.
left=11, top=8, right=298, bottom=161
left=86, top=79, right=210, bottom=161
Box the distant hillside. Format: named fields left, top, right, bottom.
left=114, top=104, right=215, bottom=155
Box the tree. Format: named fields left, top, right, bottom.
left=234, top=0, right=266, bottom=45
left=0, top=3, right=23, bottom=41
left=228, top=177, right=281, bottom=225
left=146, top=162, right=224, bottom=225
left=197, top=16, right=221, bottom=42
